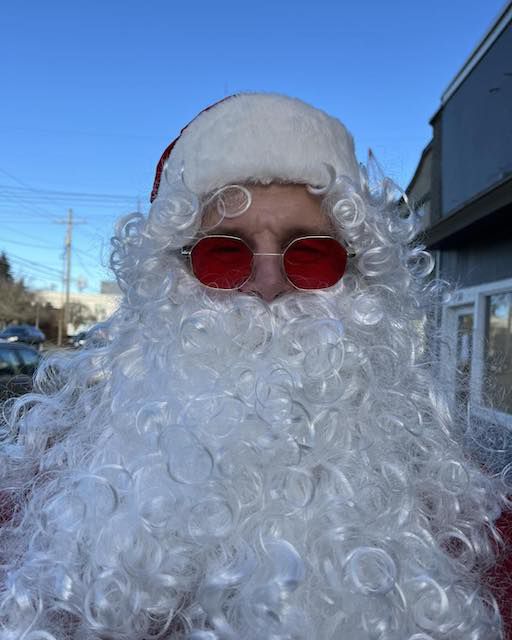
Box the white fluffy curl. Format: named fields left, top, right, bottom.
left=0, top=159, right=510, bottom=640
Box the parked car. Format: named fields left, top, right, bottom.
left=0, top=342, right=41, bottom=401
left=69, top=331, right=88, bottom=348
left=0, top=324, right=46, bottom=349
left=69, top=326, right=109, bottom=349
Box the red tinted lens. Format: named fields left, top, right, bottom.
left=283, top=237, right=347, bottom=289
left=190, top=236, right=253, bottom=289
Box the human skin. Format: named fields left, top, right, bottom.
left=200, top=183, right=336, bottom=302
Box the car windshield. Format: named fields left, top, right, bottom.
left=1, top=328, right=18, bottom=335
left=17, top=348, right=40, bottom=374
left=0, top=347, right=21, bottom=376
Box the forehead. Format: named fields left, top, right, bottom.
left=201, top=184, right=332, bottom=239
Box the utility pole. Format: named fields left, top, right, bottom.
left=63, top=208, right=73, bottom=342
left=57, top=248, right=66, bottom=346
left=55, top=209, right=85, bottom=346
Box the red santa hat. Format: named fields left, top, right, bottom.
left=150, top=93, right=360, bottom=201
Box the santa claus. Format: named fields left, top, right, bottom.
left=0, top=93, right=510, bottom=639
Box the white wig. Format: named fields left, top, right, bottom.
left=0, top=93, right=510, bottom=640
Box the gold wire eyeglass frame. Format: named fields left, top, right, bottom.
left=180, top=234, right=351, bottom=291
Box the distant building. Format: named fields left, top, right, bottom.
left=37, top=289, right=120, bottom=335
left=405, top=141, right=432, bottom=229
left=407, top=4, right=512, bottom=432
left=100, top=280, right=122, bottom=295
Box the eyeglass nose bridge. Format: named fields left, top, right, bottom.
left=252, top=252, right=282, bottom=257
left=241, top=251, right=287, bottom=290
left=247, top=251, right=289, bottom=288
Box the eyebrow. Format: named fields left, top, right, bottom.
left=202, top=224, right=337, bottom=246
left=282, top=224, right=336, bottom=238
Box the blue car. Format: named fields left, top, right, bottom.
left=0, top=342, right=41, bottom=401
left=0, top=324, right=46, bottom=348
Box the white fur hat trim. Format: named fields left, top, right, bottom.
left=155, top=93, right=360, bottom=198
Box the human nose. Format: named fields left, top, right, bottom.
left=239, top=253, right=293, bottom=302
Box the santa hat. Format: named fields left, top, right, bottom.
left=150, top=93, right=360, bottom=202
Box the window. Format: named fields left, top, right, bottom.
left=484, top=292, right=512, bottom=415
left=17, top=348, right=40, bottom=376
left=456, top=312, right=473, bottom=416
left=440, top=278, right=512, bottom=425
left=0, top=347, right=21, bottom=376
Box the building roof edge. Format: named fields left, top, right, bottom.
left=429, top=2, right=511, bottom=122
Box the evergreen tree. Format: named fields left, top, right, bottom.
left=0, top=252, right=13, bottom=282
left=0, top=252, right=35, bottom=325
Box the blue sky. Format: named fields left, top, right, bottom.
left=0, top=0, right=507, bottom=292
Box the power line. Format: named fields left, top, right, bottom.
left=0, top=170, right=139, bottom=202
left=0, top=190, right=56, bottom=220
left=7, top=253, right=64, bottom=278
left=1, top=223, right=61, bottom=245
left=0, top=205, right=129, bottom=216
left=0, top=237, right=61, bottom=251
left=0, top=183, right=139, bottom=202
left=75, top=247, right=101, bottom=262
left=0, top=219, right=65, bottom=225
left=0, top=167, right=43, bottom=192
left=76, top=251, right=99, bottom=281
left=0, top=168, right=130, bottom=297
left=0, top=207, right=134, bottom=225
left=0, top=170, right=143, bottom=235
left=8, top=253, right=85, bottom=289
left=0, top=169, right=58, bottom=219
left=0, top=125, right=161, bottom=140
left=9, top=266, right=60, bottom=282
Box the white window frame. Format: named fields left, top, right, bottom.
left=440, top=277, right=512, bottom=428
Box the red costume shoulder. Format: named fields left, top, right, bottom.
left=488, top=511, right=512, bottom=638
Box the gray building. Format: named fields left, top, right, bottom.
left=407, top=3, right=512, bottom=430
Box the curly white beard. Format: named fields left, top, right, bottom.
left=0, top=177, right=506, bottom=639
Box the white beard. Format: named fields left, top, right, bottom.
left=0, top=272, right=504, bottom=640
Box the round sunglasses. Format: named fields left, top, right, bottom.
left=181, top=235, right=349, bottom=291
